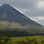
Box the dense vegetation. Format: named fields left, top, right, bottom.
left=0, top=36, right=44, bottom=44
left=0, top=30, right=44, bottom=37
left=0, top=21, right=44, bottom=44
left=0, top=21, right=44, bottom=37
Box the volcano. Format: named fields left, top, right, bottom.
left=0, top=4, right=42, bottom=26
left=0, top=4, right=44, bottom=36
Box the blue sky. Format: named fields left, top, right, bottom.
left=0, top=0, right=44, bottom=26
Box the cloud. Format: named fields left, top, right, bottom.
left=30, top=16, right=44, bottom=21
left=30, top=16, right=44, bottom=25
left=37, top=1, right=44, bottom=8
left=38, top=16, right=44, bottom=20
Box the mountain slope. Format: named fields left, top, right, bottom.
left=0, top=4, right=42, bottom=26
left=0, top=4, right=44, bottom=36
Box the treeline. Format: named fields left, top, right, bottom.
left=0, top=30, right=44, bottom=37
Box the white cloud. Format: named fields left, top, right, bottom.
left=30, top=16, right=44, bottom=26
left=38, top=16, right=44, bottom=20
left=30, top=16, right=44, bottom=21
left=37, top=1, right=44, bottom=8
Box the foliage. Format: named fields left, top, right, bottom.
left=0, top=36, right=44, bottom=44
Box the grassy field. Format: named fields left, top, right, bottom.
left=7, top=35, right=44, bottom=44
left=0, top=35, right=44, bottom=44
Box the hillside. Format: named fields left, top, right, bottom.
left=0, top=4, right=44, bottom=36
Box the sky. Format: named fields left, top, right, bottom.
left=0, top=0, right=44, bottom=26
